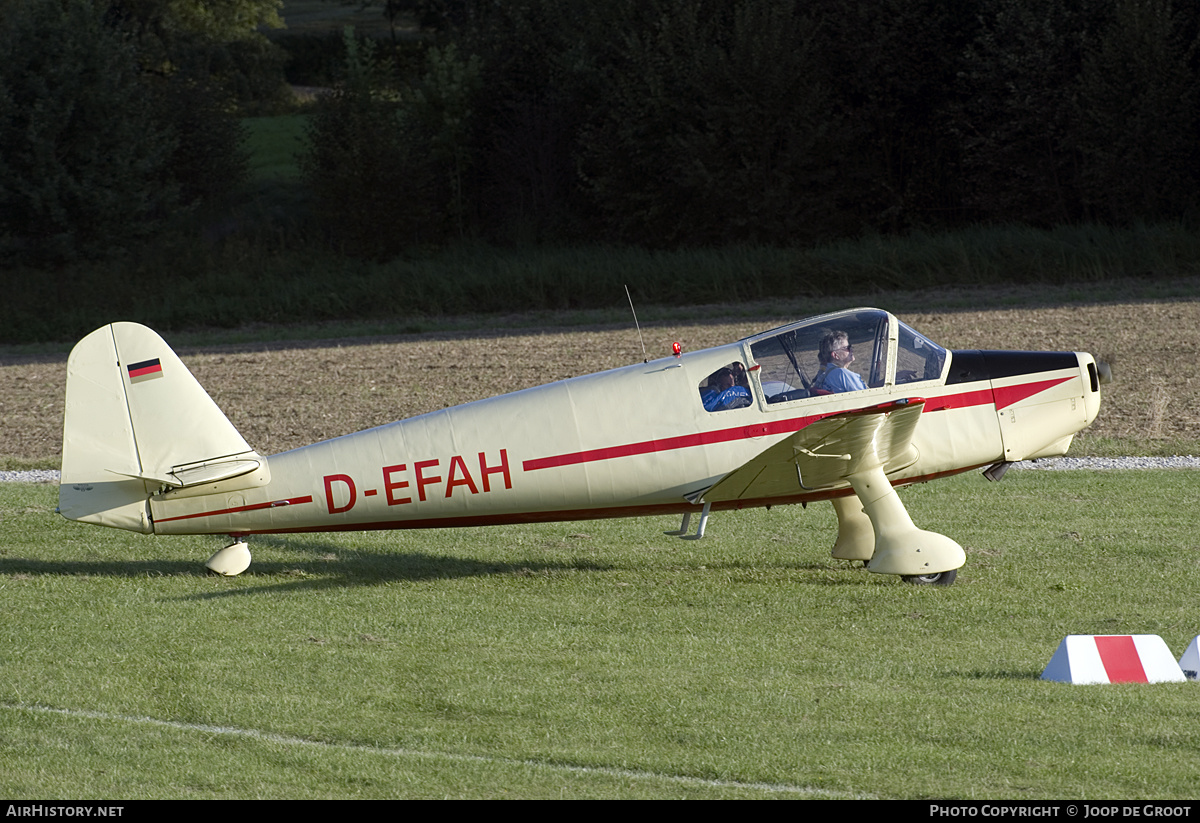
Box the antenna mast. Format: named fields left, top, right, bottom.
left=625, top=284, right=648, bottom=362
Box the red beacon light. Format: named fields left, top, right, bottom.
left=672, top=342, right=682, bottom=358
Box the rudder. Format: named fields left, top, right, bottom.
left=58, top=323, right=262, bottom=533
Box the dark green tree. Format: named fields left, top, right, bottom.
left=813, top=0, right=978, bottom=231
left=457, top=0, right=632, bottom=242
left=955, top=0, right=1200, bottom=226
left=151, top=65, right=249, bottom=205
left=407, top=42, right=482, bottom=239
left=1074, top=0, right=1200, bottom=222
left=579, top=0, right=838, bottom=246
left=105, top=0, right=288, bottom=106
left=0, top=0, right=179, bottom=263
left=300, top=30, right=444, bottom=257
left=953, top=0, right=1106, bottom=224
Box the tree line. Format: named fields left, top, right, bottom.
left=3, top=0, right=1199, bottom=265
left=0, top=0, right=285, bottom=263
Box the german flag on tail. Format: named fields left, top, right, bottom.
left=126, top=358, right=163, bottom=383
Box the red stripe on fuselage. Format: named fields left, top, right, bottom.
left=993, top=377, right=1072, bottom=410
left=523, top=375, right=1072, bottom=473
left=522, top=414, right=823, bottom=471
left=921, top=387, right=994, bottom=413
left=154, top=495, right=314, bottom=524
left=222, top=464, right=988, bottom=536
left=523, top=389, right=968, bottom=472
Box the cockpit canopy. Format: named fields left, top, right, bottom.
left=744, top=309, right=947, bottom=405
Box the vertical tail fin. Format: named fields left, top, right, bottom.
left=58, top=323, right=262, bottom=533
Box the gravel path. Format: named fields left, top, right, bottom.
left=2, top=469, right=62, bottom=483
left=7, top=457, right=1199, bottom=485
left=1013, top=456, right=1200, bottom=471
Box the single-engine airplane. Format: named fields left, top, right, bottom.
left=58, top=308, right=1107, bottom=585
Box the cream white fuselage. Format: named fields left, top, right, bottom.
left=147, top=318, right=1100, bottom=538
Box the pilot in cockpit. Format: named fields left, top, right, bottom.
left=812, top=330, right=867, bottom=393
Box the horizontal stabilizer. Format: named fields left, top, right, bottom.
left=108, top=457, right=264, bottom=489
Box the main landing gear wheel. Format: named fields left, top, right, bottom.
left=901, top=569, right=957, bottom=586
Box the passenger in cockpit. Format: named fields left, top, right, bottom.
left=700, top=366, right=752, bottom=411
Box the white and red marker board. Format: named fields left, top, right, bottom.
left=1041, top=635, right=1186, bottom=684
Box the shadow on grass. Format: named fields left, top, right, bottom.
left=949, top=668, right=1047, bottom=681
left=192, top=550, right=619, bottom=599
left=0, top=537, right=893, bottom=596
left=0, top=541, right=615, bottom=598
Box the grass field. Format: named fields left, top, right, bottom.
left=3, top=468, right=1200, bottom=799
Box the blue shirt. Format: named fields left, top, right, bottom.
left=703, top=385, right=751, bottom=411
left=813, top=365, right=866, bottom=393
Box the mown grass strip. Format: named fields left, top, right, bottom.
left=3, top=703, right=857, bottom=798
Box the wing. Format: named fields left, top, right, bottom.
left=696, top=398, right=925, bottom=503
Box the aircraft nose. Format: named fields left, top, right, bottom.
left=1080, top=353, right=1104, bottom=431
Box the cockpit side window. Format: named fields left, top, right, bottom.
left=698, top=362, right=753, bottom=412
left=896, top=322, right=947, bottom=384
